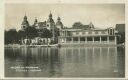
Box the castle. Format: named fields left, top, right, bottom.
left=21, top=12, right=64, bottom=44
left=21, top=13, right=63, bottom=30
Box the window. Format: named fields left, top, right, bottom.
left=110, top=29, right=113, bottom=35
left=88, top=31, right=92, bottom=34
left=79, top=32, right=82, bottom=35
left=76, top=32, right=79, bottom=35
left=82, top=32, right=85, bottom=35
left=23, top=26, right=25, bottom=28
left=95, top=31, right=98, bottom=34
left=92, top=31, right=95, bottom=34
left=73, top=32, right=76, bottom=35
left=86, top=32, right=88, bottom=34
left=101, top=31, right=105, bottom=34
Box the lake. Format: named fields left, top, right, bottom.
left=5, top=46, right=125, bottom=78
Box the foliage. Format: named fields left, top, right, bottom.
left=116, top=32, right=125, bottom=44
left=41, top=28, right=52, bottom=38
left=25, top=27, right=38, bottom=38
left=72, top=22, right=89, bottom=29
left=5, top=29, right=18, bottom=44
left=17, top=30, right=26, bottom=39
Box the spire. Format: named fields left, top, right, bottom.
left=56, top=16, right=63, bottom=29
left=49, top=11, right=52, bottom=18
left=47, top=11, right=54, bottom=23
left=57, top=16, right=61, bottom=21
left=21, top=13, right=29, bottom=30
left=24, top=13, right=27, bottom=20
left=89, top=22, right=94, bottom=29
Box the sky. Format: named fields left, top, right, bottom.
left=5, top=4, right=125, bottom=30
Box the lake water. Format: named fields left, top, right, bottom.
left=5, top=46, right=125, bottom=77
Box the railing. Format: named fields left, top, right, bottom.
left=60, top=41, right=115, bottom=44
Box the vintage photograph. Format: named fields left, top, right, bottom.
left=5, top=4, right=125, bottom=78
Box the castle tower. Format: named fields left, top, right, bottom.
left=56, top=16, right=63, bottom=30
left=46, top=12, right=56, bottom=41
left=21, top=15, right=29, bottom=30
left=46, top=12, right=55, bottom=30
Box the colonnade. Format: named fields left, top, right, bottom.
left=59, top=36, right=117, bottom=44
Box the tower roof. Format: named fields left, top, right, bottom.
left=22, top=15, right=29, bottom=26
left=89, top=22, right=94, bottom=29
left=56, top=16, right=63, bottom=28
left=57, top=16, right=61, bottom=21
left=34, top=17, right=38, bottom=23
left=49, top=12, right=52, bottom=18
left=24, top=14, right=27, bottom=20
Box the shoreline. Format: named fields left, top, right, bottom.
left=4, top=43, right=125, bottom=48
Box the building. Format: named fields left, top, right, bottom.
left=21, top=13, right=63, bottom=45
left=20, top=13, right=119, bottom=45
left=58, top=26, right=117, bottom=45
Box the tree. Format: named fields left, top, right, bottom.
left=40, top=28, right=52, bottom=44
left=25, top=27, right=38, bottom=39
left=41, top=28, right=52, bottom=38
left=72, top=22, right=83, bottom=29
left=17, top=30, right=26, bottom=44
left=18, top=30, right=26, bottom=38
left=72, top=22, right=89, bottom=29
left=5, top=29, right=18, bottom=44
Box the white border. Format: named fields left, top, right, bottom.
left=1, top=0, right=127, bottom=80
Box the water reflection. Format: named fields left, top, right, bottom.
left=5, top=46, right=125, bottom=77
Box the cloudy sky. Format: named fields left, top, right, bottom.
left=5, top=4, right=125, bottom=30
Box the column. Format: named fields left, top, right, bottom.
left=65, top=38, right=66, bottom=43
left=115, top=36, right=117, bottom=44
left=107, top=36, right=109, bottom=44
left=78, top=37, right=80, bottom=43
left=66, top=30, right=67, bottom=36
left=71, top=37, right=73, bottom=43
left=58, top=37, right=60, bottom=43
left=85, top=37, right=87, bottom=43
left=93, top=37, right=94, bottom=43
left=65, top=30, right=66, bottom=37
left=100, top=36, right=101, bottom=43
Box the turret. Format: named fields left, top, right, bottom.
left=21, top=14, right=29, bottom=30
left=56, top=16, right=63, bottom=30
left=89, top=22, right=94, bottom=29
left=49, top=12, right=52, bottom=19
left=46, top=12, right=55, bottom=30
